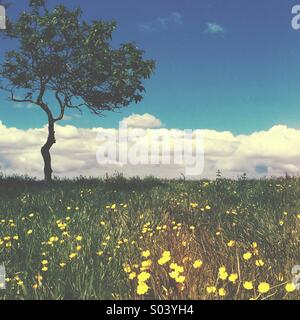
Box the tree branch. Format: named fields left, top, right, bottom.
left=53, top=91, right=66, bottom=122
left=10, top=90, right=35, bottom=105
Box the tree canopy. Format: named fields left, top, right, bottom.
left=0, top=0, right=155, bottom=181
left=1, top=0, right=155, bottom=116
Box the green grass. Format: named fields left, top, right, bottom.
left=1, top=174, right=300, bottom=300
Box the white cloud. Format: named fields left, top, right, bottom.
left=158, top=12, right=183, bottom=30
left=120, top=113, right=163, bottom=129
left=138, top=12, right=183, bottom=33
left=1, top=118, right=300, bottom=179
left=205, top=22, right=224, bottom=34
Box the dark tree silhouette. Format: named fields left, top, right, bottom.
left=0, top=0, right=155, bottom=181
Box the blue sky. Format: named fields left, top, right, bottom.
left=1, top=0, right=300, bottom=134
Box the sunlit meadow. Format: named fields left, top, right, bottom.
left=1, top=174, right=300, bottom=300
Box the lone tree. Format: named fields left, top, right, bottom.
left=0, top=0, right=155, bottom=181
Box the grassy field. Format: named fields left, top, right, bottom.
left=0, top=174, right=300, bottom=300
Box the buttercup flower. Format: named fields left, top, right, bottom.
left=141, top=260, right=152, bottom=268
left=228, top=273, right=238, bottom=283
left=193, top=260, right=203, bottom=269
left=128, top=272, right=136, bottom=280
left=243, top=252, right=252, bottom=260
left=285, top=283, right=296, bottom=293
left=141, top=250, right=150, bottom=258
left=123, top=265, right=131, bottom=273
left=258, top=282, right=270, bottom=294
left=251, top=242, right=258, bottom=248
left=243, top=281, right=253, bottom=290
left=227, top=240, right=235, bottom=247
left=158, top=251, right=171, bottom=265
left=218, top=266, right=228, bottom=280
left=255, top=259, right=264, bottom=267
left=218, top=288, right=226, bottom=297
left=137, top=272, right=150, bottom=283
left=175, top=275, right=185, bottom=283
left=69, top=253, right=78, bottom=259
left=169, top=271, right=179, bottom=279
left=137, top=282, right=149, bottom=295
left=206, top=286, right=217, bottom=294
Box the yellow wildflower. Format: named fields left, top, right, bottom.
left=218, top=266, right=228, bottom=280
left=141, top=260, right=152, bottom=268
left=285, top=283, right=296, bottom=293
left=243, top=281, right=253, bottom=290
left=169, top=271, right=179, bottom=279
left=129, top=272, right=136, bottom=280
left=175, top=275, right=186, bottom=283
left=255, top=259, right=264, bottom=267
left=258, top=282, right=270, bottom=294
left=193, top=260, right=203, bottom=269
left=228, top=273, right=238, bottom=283
left=137, top=282, right=149, bottom=295
left=206, top=286, right=217, bottom=294
left=251, top=242, right=258, bottom=248
left=137, top=272, right=150, bottom=282
left=123, top=265, right=131, bottom=273
left=158, top=251, right=171, bottom=265
left=69, top=253, right=78, bottom=259
left=243, top=252, right=252, bottom=260
left=190, top=203, right=198, bottom=208
left=218, top=288, right=226, bottom=297
left=141, top=250, right=150, bottom=258
left=227, top=240, right=235, bottom=247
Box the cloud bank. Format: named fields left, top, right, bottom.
left=1, top=115, right=300, bottom=179
left=120, top=113, right=162, bottom=129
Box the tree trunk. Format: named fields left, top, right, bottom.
left=41, top=118, right=56, bottom=182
